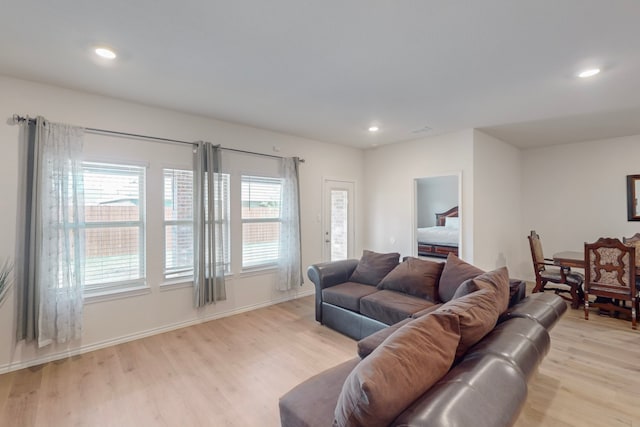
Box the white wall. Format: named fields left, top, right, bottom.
left=365, top=128, right=640, bottom=283
left=520, top=134, right=640, bottom=281
left=363, top=130, right=475, bottom=261
left=362, top=129, right=525, bottom=277
left=0, top=75, right=364, bottom=372
left=473, top=130, right=523, bottom=276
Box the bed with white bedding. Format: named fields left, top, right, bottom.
left=417, top=206, right=459, bottom=258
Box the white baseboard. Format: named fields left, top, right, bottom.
left=0, top=289, right=315, bottom=375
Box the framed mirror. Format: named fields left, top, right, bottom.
left=414, top=174, right=461, bottom=258
left=627, top=175, right=640, bottom=221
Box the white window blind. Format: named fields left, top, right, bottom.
left=210, top=172, right=231, bottom=274
left=163, top=169, right=194, bottom=279
left=163, top=169, right=230, bottom=279
left=241, top=175, right=282, bottom=269
left=82, top=162, right=146, bottom=293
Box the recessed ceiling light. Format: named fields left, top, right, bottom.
left=95, top=47, right=117, bottom=60
left=577, top=68, right=600, bottom=78
left=368, top=126, right=379, bottom=132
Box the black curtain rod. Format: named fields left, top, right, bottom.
left=11, top=114, right=304, bottom=163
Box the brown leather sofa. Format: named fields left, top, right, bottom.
left=279, top=255, right=566, bottom=427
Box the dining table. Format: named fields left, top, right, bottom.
left=552, top=251, right=586, bottom=270
left=552, top=250, right=640, bottom=275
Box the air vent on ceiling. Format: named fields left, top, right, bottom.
left=411, top=125, right=432, bottom=134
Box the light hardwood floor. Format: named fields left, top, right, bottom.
left=0, top=295, right=639, bottom=426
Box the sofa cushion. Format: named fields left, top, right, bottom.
left=322, top=282, right=380, bottom=312
left=358, top=302, right=445, bottom=359
left=279, top=357, right=360, bottom=427
left=438, top=253, right=485, bottom=302
left=377, top=257, right=444, bottom=301
left=472, top=266, right=511, bottom=315
left=360, top=290, right=436, bottom=325
left=349, top=250, right=400, bottom=286
left=334, top=311, right=460, bottom=427
left=435, top=287, right=500, bottom=358
left=357, top=317, right=413, bottom=359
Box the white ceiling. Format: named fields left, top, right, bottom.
left=1, top=1, right=640, bottom=149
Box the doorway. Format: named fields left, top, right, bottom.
left=323, top=179, right=355, bottom=262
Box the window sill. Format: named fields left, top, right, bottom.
left=83, top=285, right=151, bottom=304
left=159, top=279, right=193, bottom=291
left=238, top=266, right=278, bottom=278
left=159, top=273, right=235, bottom=291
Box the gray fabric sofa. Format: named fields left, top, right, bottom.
left=308, top=257, right=527, bottom=340
left=279, top=291, right=566, bottom=427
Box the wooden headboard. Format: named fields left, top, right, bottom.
left=435, top=206, right=458, bottom=226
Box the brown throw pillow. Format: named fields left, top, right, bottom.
left=435, top=287, right=499, bottom=358
left=349, top=250, right=400, bottom=286
left=438, top=253, right=485, bottom=302
left=472, top=266, right=511, bottom=315
left=377, top=257, right=444, bottom=301
left=334, top=312, right=460, bottom=427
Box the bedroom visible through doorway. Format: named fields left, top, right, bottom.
left=414, top=174, right=461, bottom=259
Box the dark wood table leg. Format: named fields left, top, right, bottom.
left=532, top=279, right=545, bottom=294
left=570, top=284, right=582, bottom=309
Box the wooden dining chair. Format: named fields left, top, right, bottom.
left=528, top=230, right=584, bottom=308
left=584, top=237, right=639, bottom=329
left=623, top=232, right=640, bottom=277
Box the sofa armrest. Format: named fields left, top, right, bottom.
left=392, top=355, right=527, bottom=427
left=307, top=259, right=359, bottom=290
left=500, top=292, right=567, bottom=330
left=508, top=279, right=527, bottom=307
left=307, top=259, right=359, bottom=323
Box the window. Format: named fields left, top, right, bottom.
left=330, top=189, right=349, bottom=261
left=210, top=172, right=231, bottom=274
left=83, top=162, right=146, bottom=294
left=163, top=169, right=194, bottom=279
left=241, top=175, right=282, bottom=269
left=163, top=169, right=230, bottom=279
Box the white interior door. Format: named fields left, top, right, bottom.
left=323, top=179, right=355, bottom=262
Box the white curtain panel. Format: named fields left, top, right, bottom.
left=38, top=119, right=85, bottom=347
left=277, top=157, right=303, bottom=291
left=16, top=117, right=86, bottom=347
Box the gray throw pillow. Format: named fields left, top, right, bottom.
left=451, top=278, right=479, bottom=299
left=377, top=257, right=444, bottom=301
left=349, top=250, right=400, bottom=286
